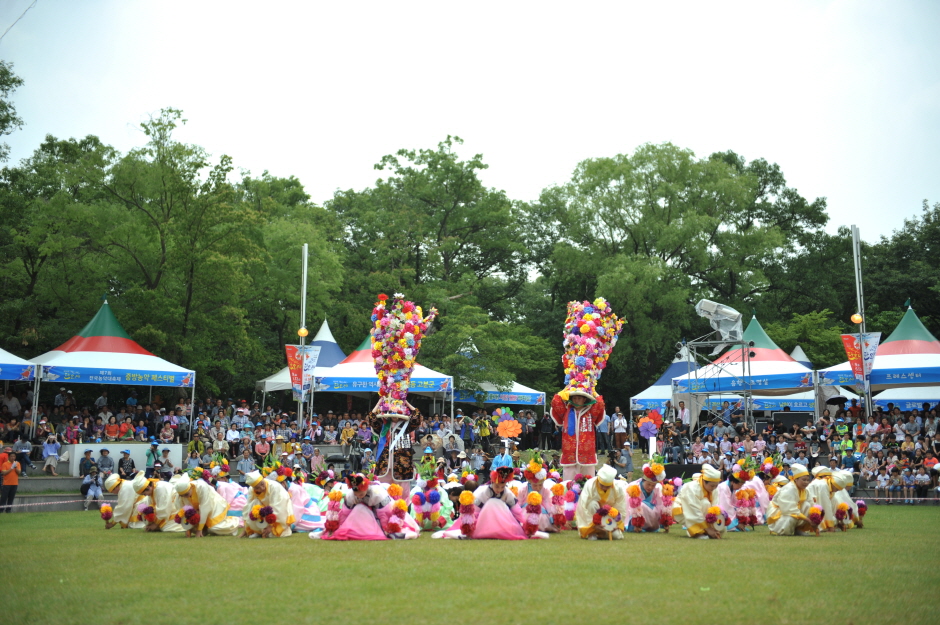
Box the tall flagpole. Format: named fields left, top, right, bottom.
left=298, top=244, right=309, bottom=429
left=851, top=225, right=873, bottom=418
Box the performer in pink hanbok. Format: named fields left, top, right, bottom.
left=214, top=479, right=248, bottom=527
left=745, top=463, right=777, bottom=524
left=315, top=473, right=418, bottom=541
left=515, top=453, right=566, bottom=532
left=286, top=478, right=325, bottom=532
left=623, top=462, right=673, bottom=532
left=433, top=467, right=549, bottom=540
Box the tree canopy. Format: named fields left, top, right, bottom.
left=0, top=74, right=936, bottom=408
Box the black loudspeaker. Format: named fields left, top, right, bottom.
left=664, top=463, right=701, bottom=479
left=771, top=411, right=813, bottom=430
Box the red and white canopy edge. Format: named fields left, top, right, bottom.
left=672, top=316, right=815, bottom=397
left=820, top=306, right=940, bottom=392
left=29, top=300, right=195, bottom=437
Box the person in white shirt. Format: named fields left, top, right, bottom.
left=94, top=391, right=109, bottom=410
left=2, top=391, right=21, bottom=418
left=775, top=440, right=788, bottom=455
left=677, top=401, right=690, bottom=427
left=612, top=408, right=629, bottom=450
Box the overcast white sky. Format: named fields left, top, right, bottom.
left=2, top=0, right=938, bottom=242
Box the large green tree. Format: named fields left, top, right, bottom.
left=519, top=143, right=828, bottom=406
left=0, top=60, right=24, bottom=162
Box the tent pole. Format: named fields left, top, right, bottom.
left=297, top=243, right=309, bottom=431
left=31, top=364, right=41, bottom=440
left=262, top=390, right=267, bottom=418
left=190, top=374, right=196, bottom=444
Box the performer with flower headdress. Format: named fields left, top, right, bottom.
left=409, top=457, right=455, bottom=532
left=130, top=472, right=183, bottom=532
left=672, top=464, right=727, bottom=539
left=433, top=466, right=549, bottom=540
left=173, top=475, right=241, bottom=537
left=766, top=464, right=817, bottom=536
left=575, top=465, right=627, bottom=539
left=623, top=461, right=672, bottom=533
left=748, top=457, right=781, bottom=523
left=102, top=474, right=147, bottom=530
left=369, top=293, right=437, bottom=498
left=517, top=452, right=566, bottom=533
left=718, top=459, right=759, bottom=531
left=316, top=473, right=418, bottom=540
left=550, top=298, right=623, bottom=481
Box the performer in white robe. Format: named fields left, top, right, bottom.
left=672, top=464, right=726, bottom=538
left=830, top=471, right=862, bottom=529
left=806, top=466, right=838, bottom=532
left=575, top=465, right=627, bottom=539
left=131, top=473, right=183, bottom=532
left=766, top=464, right=815, bottom=536
left=103, top=474, right=146, bottom=530
left=174, top=476, right=241, bottom=537
left=242, top=471, right=295, bottom=538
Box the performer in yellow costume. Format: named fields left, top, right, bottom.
left=103, top=474, right=146, bottom=530
left=243, top=471, right=295, bottom=538
left=830, top=470, right=862, bottom=529
left=131, top=472, right=183, bottom=532
left=766, top=464, right=815, bottom=536
left=806, top=466, right=839, bottom=531
left=574, top=465, right=626, bottom=540
left=174, top=475, right=241, bottom=537
left=672, top=464, right=726, bottom=539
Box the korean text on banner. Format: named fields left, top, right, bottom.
left=861, top=332, right=881, bottom=392
left=285, top=345, right=304, bottom=393
left=285, top=345, right=321, bottom=401
left=840, top=334, right=864, bottom=385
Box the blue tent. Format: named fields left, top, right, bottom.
left=630, top=347, right=698, bottom=410
left=790, top=345, right=813, bottom=369
left=255, top=319, right=348, bottom=392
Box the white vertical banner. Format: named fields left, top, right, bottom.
left=301, top=345, right=321, bottom=397
left=860, top=332, right=881, bottom=395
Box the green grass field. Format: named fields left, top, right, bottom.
left=1, top=506, right=938, bottom=625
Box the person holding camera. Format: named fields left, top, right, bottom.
left=82, top=465, right=103, bottom=511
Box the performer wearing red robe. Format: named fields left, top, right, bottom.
left=550, top=391, right=606, bottom=481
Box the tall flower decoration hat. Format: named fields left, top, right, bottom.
left=560, top=298, right=624, bottom=401
left=370, top=293, right=438, bottom=419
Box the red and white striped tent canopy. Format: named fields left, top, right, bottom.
left=32, top=301, right=194, bottom=388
